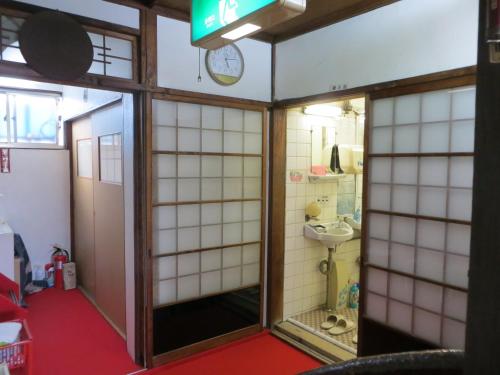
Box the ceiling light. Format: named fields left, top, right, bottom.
left=304, top=104, right=342, bottom=118
left=221, top=23, right=262, bottom=40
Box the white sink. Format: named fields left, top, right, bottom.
left=304, top=221, right=354, bottom=248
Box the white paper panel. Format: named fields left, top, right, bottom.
left=155, top=179, right=176, bottom=202
left=178, top=227, right=200, bottom=251
left=442, top=319, right=466, bottom=349
left=389, top=274, right=413, bottom=304
left=224, top=132, right=244, bottom=153
left=393, top=158, right=418, bottom=185
left=372, top=98, right=393, bottom=127
left=450, top=120, right=475, bottom=152
left=178, top=103, right=201, bottom=128
left=202, top=130, right=223, bottom=152
left=243, top=244, right=260, bottom=264
left=178, top=274, right=200, bottom=300
left=201, top=271, right=222, bottom=295
left=390, top=244, right=415, bottom=274
left=178, top=253, right=199, bottom=276
left=177, top=178, right=200, bottom=201
left=369, top=213, right=390, bottom=240
left=177, top=204, right=200, bottom=227
left=224, top=108, right=244, bottom=131
left=394, top=125, right=419, bottom=153
left=244, top=133, right=262, bottom=154
left=153, top=126, right=176, bottom=151
left=156, top=279, right=176, bottom=305
left=448, top=189, right=472, bottom=221
left=244, top=157, right=262, bottom=177
left=417, top=220, right=446, bottom=251
left=415, top=281, right=443, bottom=313
left=243, top=221, right=261, bottom=242
left=242, top=263, right=260, bottom=285
left=367, top=268, right=388, bottom=295
left=201, top=203, right=222, bottom=225
left=244, top=110, right=262, bottom=133
left=419, top=157, right=448, bottom=187
left=420, top=123, right=449, bottom=153
left=449, top=157, right=473, bottom=188
left=370, top=158, right=392, bottom=184
left=178, top=128, right=200, bottom=152
left=446, top=224, right=471, bottom=256
left=367, top=239, right=389, bottom=267
left=154, top=206, right=176, bottom=229
left=222, top=267, right=241, bottom=290
left=369, top=184, right=391, bottom=211
left=243, top=201, right=261, bottom=221
left=156, top=256, right=176, bottom=280
left=418, top=187, right=447, bottom=217
left=154, top=155, right=176, bottom=178
left=392, top=186, right=417, bottom=214
left=223, top=202, right=242, bottom=223
left=395, top=94, right=420, bottom=125
left=416, top=248, right=444, bottom=281
left=244, top=178, right=261, bottom=199
left=365, top=293, right=387, bottom=323
left=414, top=308, right=441, bottom=344
left=153, top=100, right=176, bottom=126
left=388, top=300, right=413, bottom=333
left=201, top=249, right=221, bottom=272
left=421, top=90, right=451, bottom=123
left=201, top=156, right=222, bottom=177
left=224, top=178, right=244, bottom=199
left=444, top=288, right=468, bottom=322
left=223, top=247, right=242, bottom=268
left=451, top=87, right=475, bottom=120
left=445, top=254, right=469, bottom=288
left=201, top=225, right=222, bottom=247
left=202, top=178, right=222, bottom=200
left=154, top=229, right=176, bottom=254
left=371, top=128, right=393, bottom=153
left=391, top=216, right=416, bottom=245
left=202, top=105, right=223, bottom=129
left=223, top=222, right=242, bottom=245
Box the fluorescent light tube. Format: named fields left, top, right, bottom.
left=221, top=23, right=262, bottom=40
left=304, top=104, right=342, bottom=118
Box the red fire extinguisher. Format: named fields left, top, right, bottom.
left=51, top=246, right=69, bottom=289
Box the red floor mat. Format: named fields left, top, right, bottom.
left=145, top=331, right=322, bottom=375
left=25, top=288, right=140, bottom=375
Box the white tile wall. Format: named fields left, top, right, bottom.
left=283, top=111, right=361, bottom=319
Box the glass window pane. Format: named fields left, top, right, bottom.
left=10, top=93, right=60, bottom=144
left=99, top=133, right=122, bottom=184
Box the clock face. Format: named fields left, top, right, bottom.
left=205, top=44, right=244, bottom=86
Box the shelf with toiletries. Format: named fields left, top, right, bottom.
left=308, top=173, right=346, bottom=183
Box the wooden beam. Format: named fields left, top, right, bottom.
left=464, top=0, right=500, bottom=374
left=273, top=0, right=400, bottom=43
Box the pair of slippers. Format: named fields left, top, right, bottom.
left=320, top=313, right=355, bottom=335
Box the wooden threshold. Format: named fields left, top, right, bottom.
left=152, top=324, right=262, bottom=366
left=274, top=321, right=355, bottom=362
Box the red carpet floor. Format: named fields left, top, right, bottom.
left=144, top=331, right=322, bottom=375
left=25, top=288, right=321, bottom=375
left=25, top=288, right=141, bottom=375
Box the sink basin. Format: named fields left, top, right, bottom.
left=304, top=221, right=354, bottom=248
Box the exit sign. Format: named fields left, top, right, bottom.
left=191, top=0, right=306, bottom=50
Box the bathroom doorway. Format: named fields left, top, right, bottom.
left=271, top=96, right=366, bottom=362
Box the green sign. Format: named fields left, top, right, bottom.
left=191, top=0, right=277, bottom=43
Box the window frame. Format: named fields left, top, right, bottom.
left=0, top=87, right=63, bottom=149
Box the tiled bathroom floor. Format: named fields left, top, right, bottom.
left=288, top=307, right=358, bottom=354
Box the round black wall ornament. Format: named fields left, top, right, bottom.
left=19, top=10, right=93, bottom=81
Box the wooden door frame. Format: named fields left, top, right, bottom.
left=267, top=66, right=477, bottom=354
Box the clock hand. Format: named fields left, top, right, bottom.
left=225, top=58, right=230, bottom=68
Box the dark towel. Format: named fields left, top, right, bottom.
left=13, top=234, right=32, bottom=301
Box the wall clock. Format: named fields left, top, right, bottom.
left=205, top=44, right=244, bottom=86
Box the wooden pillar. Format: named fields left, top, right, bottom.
left=465, top=0, right=500, bottom=373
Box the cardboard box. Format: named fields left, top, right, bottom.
left=63, top=262, right=76, bottom=290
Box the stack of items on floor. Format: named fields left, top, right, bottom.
left=0, top=273, right=32, bottom=374
left=33, top=246, right=76, bottom=291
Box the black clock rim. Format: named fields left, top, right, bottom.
left=205, top=43, right=245, bottom=86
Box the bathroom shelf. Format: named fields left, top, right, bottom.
left=308, top=174, right=346, bottom=183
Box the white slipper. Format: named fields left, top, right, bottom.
left=320, top=314, right=344, bottom=330
left=328, top=318, right=355, bottom=335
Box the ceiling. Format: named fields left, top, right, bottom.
left=122, top=0, right=398, bottom=43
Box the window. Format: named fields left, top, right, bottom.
left=0, top=90, right=62, bottom=147
left=77, top=139, right=92, bottom=178
left=99, top=133, right=122, bottom=184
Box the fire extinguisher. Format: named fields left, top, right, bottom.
left=51, top=246, right=69, bottom=289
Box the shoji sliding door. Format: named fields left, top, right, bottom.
left=149, top=97, right=266, bottom=362
left=363, top=84, right=475, bottom=351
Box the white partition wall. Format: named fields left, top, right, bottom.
left=364, top=86, right=475, bottom=349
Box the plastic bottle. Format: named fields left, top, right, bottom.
left=349, top=282, right=360, bottom=309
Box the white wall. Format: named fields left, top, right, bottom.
left=275, top=0, right=479, bottom=100
left=17, top=0, right=139, bottom=29
left=0, top=149, right=70, bottom=266
left=157, top=17, right=272, bottom=102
